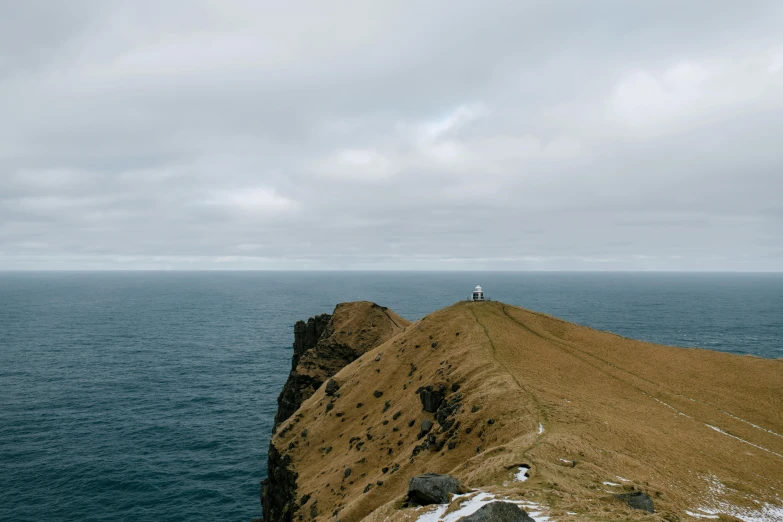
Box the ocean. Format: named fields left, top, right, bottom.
left=1, top=271, right=781, bottom=522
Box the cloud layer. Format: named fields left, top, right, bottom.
left=2, top=1, right=782, bottom=270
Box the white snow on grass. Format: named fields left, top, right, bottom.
left=602, top=481, right=620, bottom=486
left=538, top=422, right=544, bottom=434
left=706, top=424, right=783, bottom=459
left=719, top=409, right=783, bottom=440
left=684, top=509, right=719, bottom=519
left=515, top=465, right=530, bottom=482
left=616, top=476, right=630, bottom=482
left=415, top=491, right=550, bottom=522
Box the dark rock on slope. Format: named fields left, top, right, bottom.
left=615, top=491, right=655, bottom=513
left=407, top=473, right=462, bottom=505
left=458, top=502, right=536, bottom=522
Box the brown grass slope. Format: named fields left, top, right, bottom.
left=269, top=301, right=783, bottom=521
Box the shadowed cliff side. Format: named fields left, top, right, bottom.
left=262, top=302, right=410, bottom=521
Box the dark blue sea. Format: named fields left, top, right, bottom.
left=1, top=271, right=781, bottom=522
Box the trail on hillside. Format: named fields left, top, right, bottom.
left=499, top=305, right=783, bottom=461
left=468, top=305, right=547, bottom=453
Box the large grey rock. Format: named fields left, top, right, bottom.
left=615, top=491, right=655, bottom=513
left=417, top=386, right=445, bottom=413
left=419, top=419, right=434, bottom=438
left=458, top=502, right=536, bottom=522
left=407, top=473, right=461, bottom=505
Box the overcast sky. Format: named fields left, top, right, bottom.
left=1, top=1, right=782, bottom=270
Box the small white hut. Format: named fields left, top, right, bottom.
left=472, top=285, right=484, bottom=301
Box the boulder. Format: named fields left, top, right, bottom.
left=417, top=386, right=445, bottom=413
left=615, top=491, right=655, bottom=513
left=325, top=379, right=339, bottom=397
left=457, top=502, right=535, bottom=521
left=420, top=419, right=434, bottom=437
left=407, top=473, right=461, bottom=505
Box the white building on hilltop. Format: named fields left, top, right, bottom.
left=472, top=285, right=484, bottom=301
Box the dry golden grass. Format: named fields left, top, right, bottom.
left=270, top=301, right=783, bottom=521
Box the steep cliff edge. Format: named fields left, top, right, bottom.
left=262, top=301, right=410, bottom=521
left=261, top=300, right=783, bottom=522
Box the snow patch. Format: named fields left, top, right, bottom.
left=515, top=465, right=530, bottom=482
left=538, top=422, right=544, bottom=434
left=603, top=481, right=620, bottom=486
left=685, top=509, right=719, bottom=519
left=414, top=491, right=550, bottom=522
left=706, top=424, right=783, bottom=459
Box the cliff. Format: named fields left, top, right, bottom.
left=262, top=302, right=410, bottom=521
left=261, top=301, right=783, bottom=522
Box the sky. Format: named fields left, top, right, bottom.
left=1, top=1, right=782, bottom=271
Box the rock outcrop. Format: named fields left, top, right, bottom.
left=274, top=313, right=331, bottom=428
left=459, top=502, right=536, bottom=522
left=262, top=302, right=409, bottom=521
left=406, top=473, right=462, bottom=505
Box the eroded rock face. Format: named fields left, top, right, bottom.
left=260, top=445, right=298, bottom=522
left=458, top=501, right=536, bottom=522
left=262, top=302, right=409, bottom=522
left=274, top=313, right=331, bottom=429
left=407, top=473, right=461, bottom=505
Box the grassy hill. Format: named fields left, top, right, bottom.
left=266, top=301, right=783, bottom=521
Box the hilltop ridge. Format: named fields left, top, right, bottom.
left=261, top=301, right=783, bottom=521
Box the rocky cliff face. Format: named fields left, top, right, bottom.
left=262, top=302, right=409, bottom=521
left=274, top=313, right=331, bottom=429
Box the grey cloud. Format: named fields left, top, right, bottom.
left=1, top=1, right=782, bottom=270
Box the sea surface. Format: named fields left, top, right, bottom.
left=1, top=271, right=781, bottom=522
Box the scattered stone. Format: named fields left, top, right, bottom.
left=376, top=481, right=383, bottom=486
left=299, top=494, right=310, bottom=505
left=383, top=400, right=391, bottom=412
left=363, top=483, right=373, bottom=493
left=356, top=403, right=364, bottom=408
left=382, top=420, right=389, bottom=425
left=487, top=419, right=495, bottom=425
left=343, top=468, right=352, bottom=479
left=374, top=390, right=384, bottom=398
left=375, top=354, right=382, bottom=362
left=407, top=473, right=462, bottom=505
left=325, top=379, right=339, bottom=397
left=448, top=441, right=457, bottom=450
left=335, top=412, right=344, bottom=417
left=408, top=419, right=416, bottom=427
left=310, top=503, right=318, bottom=519
left=301, top=429, right=308, bottom=438
left=325, top=402, right=334, bottom=413
left=393, top=411, right=402, bottom=421
left=431, top=342, right=439, bottom=348
left=615, top=491, right=655, bottom=513
left=471, top=405, right=481, bottom=413
left=455, top=332, right=460, bottom=336
left=458, top=502, right=535, bottom=522
left=382, top=467, right=389, bottom=474
left=451, top=383, right=461, bottom=392
left=419, top=419, right=434, bottom=438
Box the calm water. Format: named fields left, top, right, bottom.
left=1, top=271, right=781, bottom=522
